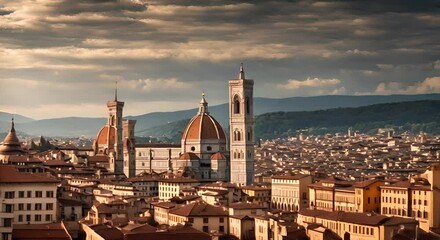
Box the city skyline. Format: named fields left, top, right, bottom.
left=0, top=0, right=439, bottom=119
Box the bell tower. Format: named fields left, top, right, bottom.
left=229, top=63, right=254, bottom=185
left=107, top=83, right=124, bottom=173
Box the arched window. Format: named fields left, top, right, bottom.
left=233, top=95, right=240, bottom=114
left=247, top=131, right=251, bottom=141
left=237, top=131, right=241, bottom=141
left=246, top=97, right=250, bottom=114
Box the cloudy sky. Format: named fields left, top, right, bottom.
left=0, top=0, right=439, bottom=119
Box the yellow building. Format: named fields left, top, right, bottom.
left=354, top=179, right=384, bottom=213
left=271, top=174, right=312, bottom=211
left=298, top=209, right=418, bottom=240
left=241, top=185, right=271, bottom=208
left=168, top=202, right=228, bottom=235
left=380, top=164, right=440, bottom=232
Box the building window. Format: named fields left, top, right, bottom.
left=219, top=217, right=224, bottom=223
left=234, top=97, right=240, bottom=114
left=46, top=191, right=54, bottom=198
left=203, top=226, right=209, bottom=232
left=18, top=215, right=23, bottom=222
left=35, top=191, right=43, bottom=198
left=26, top=215, right=31, bottom=222
left=18, top=204, right=24, bottom=211
left=46, top=203, right=53, bottom=210
left=188, top=218, right=194, bottom=223
left=207, top=146, right=212, bottom=151
left=191, top=146, right=195, bottom=151
left=5, top=191, right=15, bottom=199
left=27, top=191, right=32, bottom=198
left=3, top=218, right=12, bottom=227
left=203, top=218, right=209, bottom=223
left=35, top=204, right=42, bottom=210
left=45, top=214, right=52, bottom=222
left=35, top=215, right=41, bottom=222
left=18, top=191, right=25, bottom=198
left=27, top=204, right=31, bottom=210
left=246, top=97, right=250, bottom=114
left=219, top=226, right=224, bottom=232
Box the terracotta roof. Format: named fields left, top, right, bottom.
left=299, top=209, right=416, bottom=226
left=89, top=224, right=124, bottom=240
left=271, top=174, right=310, bottom=180
left=159, top=177, right=200, bottom=184
left=125, top=225, right=211, bottom=240
left=229, top=202, right=264, bottom=209
left=355, top=179, right=380, bottom=188
left=44, top=159, right=73, bottom=167
left=182, top=113, right=226, bottom=141
left=0, top=165, right=59, bottom=183
left=87, top=155, right=110, bottom=163
left=8, top=155, right=43, bottom=163
left=96, top=125, right=116, bottom=145
left=211, top=152, right=226, bottom=160
left=170, top=202, right=228, bottom=217
left=12, top=223, right=71, bottom=240
left=179, top=152, right=200, bottom=160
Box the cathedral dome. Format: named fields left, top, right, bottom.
left=0, top=119, right=26, bottom=155
left=181, top=93, right=226, bottom=141
left=96, top=126, right=116, bottom=145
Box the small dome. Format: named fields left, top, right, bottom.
left=211, top=152, right=226, bottom=161
left=182, top=93, right=226, bottom=141
left=0, top=119, right=25, bottom=155
left=96, top=126, right=116, bottom=145
left=179, top=152, right=200, bottom=160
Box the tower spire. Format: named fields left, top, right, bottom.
left=115, top=81, right=118, bottom=101
left=239, top=63, right=245, bottom=80
left=11, top=115, right=15, bottom=132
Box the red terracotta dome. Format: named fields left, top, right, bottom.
left=96, top=126, right=116, bottom=145
left=181, top=93, right=226, bottom=142
left=182, top=114, right=226, bottom=141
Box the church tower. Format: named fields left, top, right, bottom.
left=123, top=119, right=136, bottom=177
left=229, top=63, right=254, bottom=185
left=106, top=87, right=124, bottom=173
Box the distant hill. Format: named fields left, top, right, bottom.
left=0, top=112, right=34, bottom=123
left=1, top=93, right=440, bottom=137
left=255, top=100, right=440, bottom=139
left=141, top=100, right=440, bottom=142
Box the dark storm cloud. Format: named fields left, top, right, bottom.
left=0, top=0, right=439, bottom=118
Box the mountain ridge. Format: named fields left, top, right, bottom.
left=1, top=93, right=440, bottom=137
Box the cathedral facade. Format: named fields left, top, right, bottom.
left=93, top=64, right=255, bottom=185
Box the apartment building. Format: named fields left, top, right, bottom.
left=0, top=165, right=59, bottom=240
left=271, top=174, right=312, bottom=212
left=354, top=179, right=384, bottom=213
left=241, top=185, right=271, bottom=208
left=167, top=202, right=228, bottom=234
left=308, top=177, right=354, bottom=212
left=298, top=209, right=418, bottom=240
left=158, top=177, right=200, bottom=201
left=380, top=164, right=440, bottom=231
